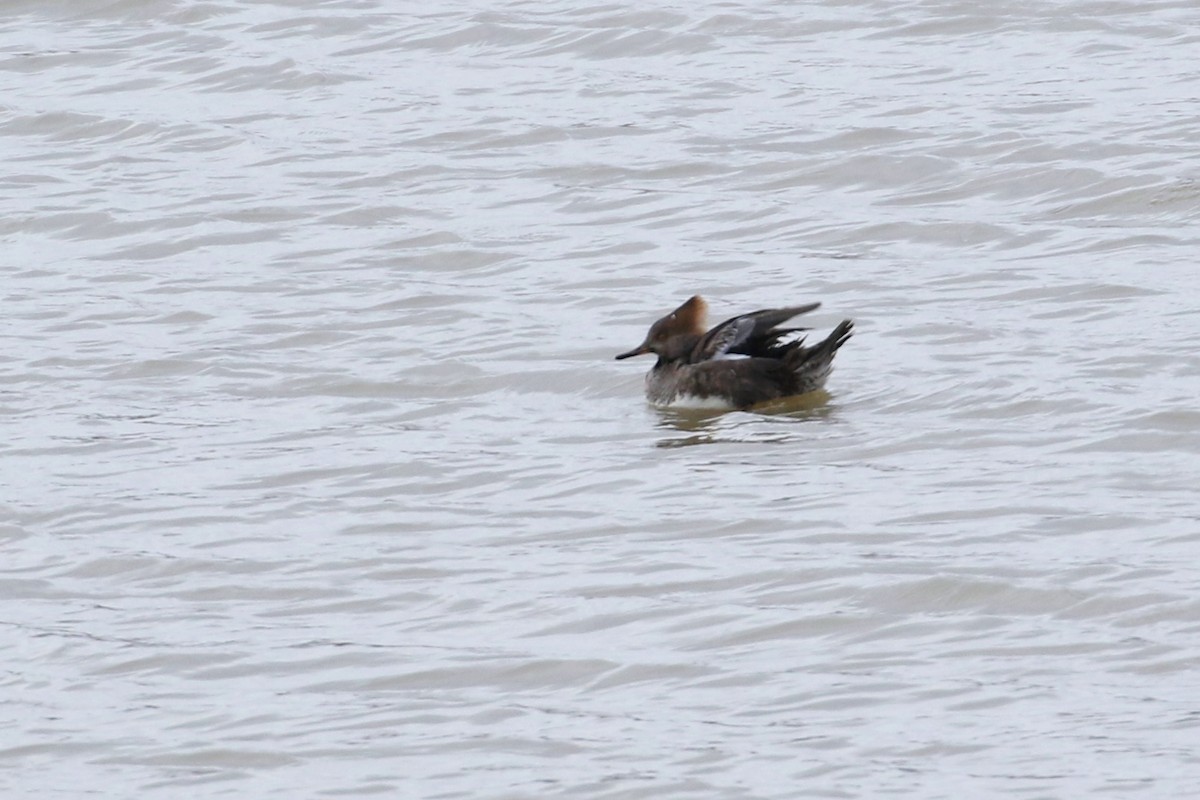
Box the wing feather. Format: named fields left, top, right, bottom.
left=690, top=303, right=820, bottom=362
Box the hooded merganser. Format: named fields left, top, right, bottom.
left=615, top=295, right=853, bottom=410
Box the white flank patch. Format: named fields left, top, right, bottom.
left=657, top=393, right=736, bottom=411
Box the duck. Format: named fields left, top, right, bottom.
left=615, top=295, right=853, bottom=410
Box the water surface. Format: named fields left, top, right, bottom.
left=4, top=1, right=1200, bottom=797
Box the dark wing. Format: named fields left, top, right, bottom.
left=685, top=358, right=797, bottom=409
left=687, top=319, right=853, bottom=408
left=690, top=303, right=820, bottom=362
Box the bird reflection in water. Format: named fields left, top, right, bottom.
left=654, top=389, right=836, bottom=449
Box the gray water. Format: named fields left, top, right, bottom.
left=4, top=1, right=1200, bottom=797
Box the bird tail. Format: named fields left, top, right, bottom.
left=784, top=319, right=854, bottom=393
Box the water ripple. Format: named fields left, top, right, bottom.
left=4, top=1, right=1200, bottom=798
